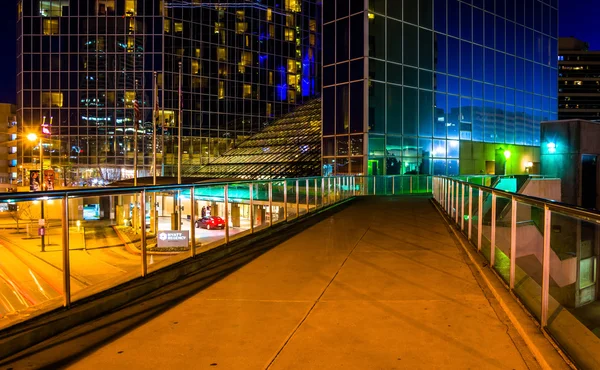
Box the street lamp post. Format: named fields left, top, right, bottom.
left=27, top=133, right=45, bottom=252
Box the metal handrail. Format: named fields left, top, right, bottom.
left=441, top=175, right=600, bottom=223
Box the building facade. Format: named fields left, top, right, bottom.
left=0, top=103, right=17, bottom=186
left=558, top=37, right=600, bottom=122
left=17, top=0, right=320, bottom=185
left=322, top=0, right=558, bottom=176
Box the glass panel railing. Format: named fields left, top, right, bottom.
left=68, top=193, right=141, bottom=303
left=545, top=211, right=600, bottom=366
left=271, top=180, right=285, bottom=225
left=227, top=183, right=253, bottom=241
left=285, top=179, right=298, bottom=220
left=252, top=182, right=270, bottom=231
left=0, top=198, right=65, bottom=329
left=512, top=201, right=544, bottom=321
left=192, top=185, right=226, bottom=254
left=480, top=189, right=492, bottom=262
left=492, top=194, right=511, bottom=285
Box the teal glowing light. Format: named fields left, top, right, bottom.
left=547, top=142, right=556, bottom=153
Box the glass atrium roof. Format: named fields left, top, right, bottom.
left=185, top=99, right=322, bottom=180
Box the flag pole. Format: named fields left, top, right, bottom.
left=153, top=71, right=158, bottom=186
left=133, top=79, right=139, bottom=187
left=177, top=61, right=182, bottom=184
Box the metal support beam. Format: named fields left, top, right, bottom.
left=491, top=193, right=497, bottom=266
left=62, top=194, right=71, bottom=308
left=478, top=189, right=483, bottom=251
left=140, top=189, right=147, bottom=277
left=468, top=186, right=473, bottom=240
left=510, top=197, right=517, bottom=289
left=541, top=205, right=551, bottom=326
left=283, top=181, right=288, bottom=221
left=190, top=187, right=196, bottom=257
left=249, top=183, right=254, bottom=233
left=224, top=185, right=230, bottom=243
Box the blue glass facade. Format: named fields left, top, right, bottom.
left=322, top=0, right=558, bottom=176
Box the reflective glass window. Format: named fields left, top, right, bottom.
left=447, top=37, right=459, bottom=75
left=448, top=76, right=460, bottom=95
left=387, top=85, right=402, bottom=134
left=323, top=87, right=335, bottom=135
left=350, top=82, right=364, bottom=133
left=387, top=0, right=402, bottom=19
left=404, top=66, right=418, bottom=87
left=419, top=90, right=434, bottom=137
left=435, top=33, right=447, bottom=73
left=434, top=0, right=446, bottom=32
left=369, top=81, right=385, bottom=134
left=350, top=14, right=365, bottom=59
left=460, top=3, right=472, bottom=41
left=473, top=45, right=484, bottom=81
left=472, top=98, right=484, bottom=141
left=461, top=41, right=472, bottom=79
left=336, top=85, right=350, bottom=134
left=434, top=92, right=446, bottom=138
left=387, top=19, right=403, bottom=63
left=387, top=62, right=402, bottom=85
left=447, top=95, right=460, bottom=139
left=495, top=17, right=505, bottom=52
left=473, top=8, right=484, bottom=45
left=420, top=0, right=433, bottom=29
left=461, top=78, right=472, bottom=97
left=403, top=87, right=419, bottom=136
left=404, top=24, right=419, bottom=67
left=484, top=13, right=494, bottom=48
left=337, top=18, right=350, bottom=62
left=404, top=0, right=418, bottom=24
left=369, top=0, right=385, bottom=14
left=448, top=0, right=459, bottom=37
left=420, top=70, right=433, bottom=90
left=369, top=58, right=385, bottom=81
left=369, top=14, right=385, bottom=59
left=419, top=29, right=433, bottom=70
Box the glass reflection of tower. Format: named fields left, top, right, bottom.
left=322, top=0, right=558, bottom=176
left=17, top=0, right=320, bottom=184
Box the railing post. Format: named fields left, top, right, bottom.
left=321, top=177, right=325, bottom=205
left=314, top=178, right=318, bottom=208
left=140, top=189, right=147, bottom=277
left=455, top=181, right=460, bottom=224
left=296, top=179, right=300, bottom=216
left=268, top=182, right=273, bottom=226
left=305, top=179, right=309, bottom=211
left=224, top=184, right=230, bottom=243
left=392, top=176, right=395, bottom=195
left=491, top=193, right=497, bottom=266
left=478, top=189, right=483, bottom=251
left=541, top=205, right=551, bottom=327
left=510, top=197, right=517, bottom=290
left=461, top=183, right=465, bottom=230
left=468, top=186, right=473, bottom=240
left=410, top=176, right=413, bottom=194
left=427, top=176, right=430, bottom=193
left=62, top=194, right=71, bottom=308
left=327, top=177, right=330, bottom=204
left=249, top=183, right=254, bottom=233
left=373, top=176, right=376, bottom=196
left=284, top=181, right=288, bottom=221
left=190, top=187, right=196, bottom=257
left=450, top=181, right=454, bottom=217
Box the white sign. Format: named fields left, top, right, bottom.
left=38, top=219, right=46, bottom=226
left=157, top=230, right=189, bottom=248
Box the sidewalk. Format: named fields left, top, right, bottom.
left=4, top=196, right=559, bottom=369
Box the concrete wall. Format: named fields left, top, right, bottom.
left=459, top=141, right=540, bottom=175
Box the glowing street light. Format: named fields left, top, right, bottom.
left=503, top=150, right=511, bottom=160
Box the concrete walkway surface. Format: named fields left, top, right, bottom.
left=4, top=196, right=550, bottom=369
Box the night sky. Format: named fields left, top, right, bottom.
left=0, top=1, right=597, bottom=104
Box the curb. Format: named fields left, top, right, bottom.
left=430, top=199, right=573, bottom=370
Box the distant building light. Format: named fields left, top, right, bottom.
left=368, top=12, right=375, bottom=19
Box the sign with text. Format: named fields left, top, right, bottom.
left=157, top=230, right=189, bottom=248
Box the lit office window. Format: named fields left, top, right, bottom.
left=124, top=0, right=136, bottom=16
left=285, top=0, right=301, bottom=12
left=236, top=22, right=248, bottom=34
left=42, top=18, right=59, bottom=35
left=191, top=60, right=200, bottom=75
left=287, top=59, right=297, bottom=73
left=218, top=81, right=225, bottom=99
left=243, top=84, right=252, bottom=99
left=285, top=28, right=295, bottom=41
left=42, top=92, right=63, bottom=107
left=266, top=8, right=272, bottom=21
left=217, top=47, right=227, bottom=61
left=40, top=0, right=68, bottom=17
left=174, top=22, right=183, bottom=34
left=97, top=0, right=115, bottom=15
left=164, top=19, right=171, bottom=33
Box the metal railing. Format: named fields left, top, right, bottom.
left=433, top=176, right=600, bottom=369
left=0, top=175, right=430, bottom=334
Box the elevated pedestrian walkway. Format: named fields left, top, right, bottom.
left=0, top=196, right=568, bottom=369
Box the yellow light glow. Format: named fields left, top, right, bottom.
left=27, top=133, right=38, bottom=142
left=368, top=12, right=375, bottom=19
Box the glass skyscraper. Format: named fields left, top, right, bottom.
left=17, top=0, right=319, bottom=185
left=322, top=0, right=558, bottom=176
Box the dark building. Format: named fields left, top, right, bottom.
left=17, top=0, right=320, bottom=185
left=558, top=37, right=600, bottom=122
left=322, top=0, right=558, bottom=176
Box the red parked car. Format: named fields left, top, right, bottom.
left=195, top=216, right=226, bottom=230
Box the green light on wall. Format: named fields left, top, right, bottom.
left=504, top=150, right=511, bottom=159
left=547, top=142, right=556, bottom=154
